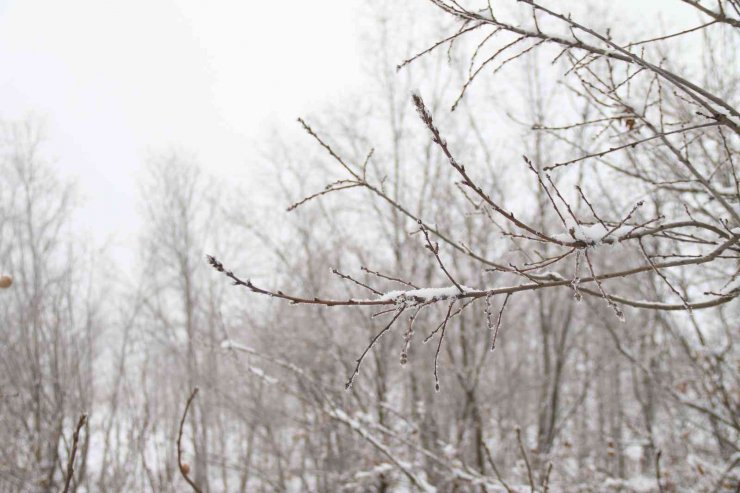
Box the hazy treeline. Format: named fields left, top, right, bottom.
left=0, top=1, right=738, bottom=492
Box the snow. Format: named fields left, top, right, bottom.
left=624, top=444, right=643, bottom=461
left=354, top=463, right=393, bottom=480
left=378, top=285, right=474, bottom=302
left=716, top=184, right=739, bottom=195
left=538, top=271, right=566, bottom=280
left=248, top=366, right=277, bottom=384
left=379, top=290, right=406, bottom=301
left=327, top=408, right=437, bottom=492
left=221, top=340, right=278, bottom=383
left=220, top=339, right=255, bottom=352
left=552, top=222, right=634, bottom=245
left=625, top=475, right=658, bottom=493
left=442, top=443, right=457, bottom=457
left=604, top=475, right=658, bottom=493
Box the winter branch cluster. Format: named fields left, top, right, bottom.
left=1, top=1, right=738, bottom=492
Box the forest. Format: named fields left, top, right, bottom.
left=0, top=1, right=738, bottom=492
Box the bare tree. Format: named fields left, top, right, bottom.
left=1, top=2, right=736, bottom=492
left=210, top=1, right=739, bottom=490
left=0, top=119, right=99, bottom=492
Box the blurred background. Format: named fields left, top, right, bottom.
left=0, top=1, right=737, bottom=492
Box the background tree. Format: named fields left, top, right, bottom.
left=0, top=1, right=737, bottom=492
left=0, top=119, right=100, bottom=492
left=210, top=0, right=739, bottom=491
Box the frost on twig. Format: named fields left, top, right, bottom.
left=378, top=285, right=475, bottom=303
left=400, top=304, right=427, bottom=366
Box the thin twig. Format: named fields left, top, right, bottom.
left=177, top=388, right=203, bottom=493
left=432, top=301, right=456, bottom=391
left=542, top=462, right=553, bottom=493
left=516, top=426, right=536, bottom=493
left=208, top=233, right=740, bottom=310
left=482, top=441, right=514, bottom=493
left=362, top=266, right=419, bottom=289
left=331, top=268, right=382, bottom=295
left=418, top=220, right=465, bottom=293
left=655, top=450, right=665, bottom=493
left=346, top=306, right=406, bottom=389
left=638, top=238, right=691, bottom=311
left=491, top=293, right=511, bottom=351
left=62, top=414, right=87, bottom=493
left=584, top=249, right=625, bottom=321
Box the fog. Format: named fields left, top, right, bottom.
left=0, top=1, right=738, bottom=492
left=0, top=0, right=362, bottom=266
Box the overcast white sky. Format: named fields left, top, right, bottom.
left=0, top=0, right=703, bottom=266
left=0, top=0, right=363, bottom=263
